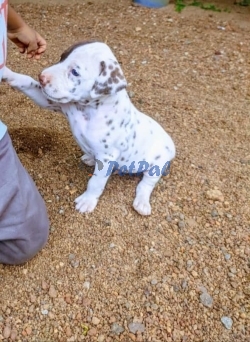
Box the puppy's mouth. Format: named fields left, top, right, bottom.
left=42, top=88, right=69, bottom=103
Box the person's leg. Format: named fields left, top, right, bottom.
left=0, top=130, right=49, bottom=265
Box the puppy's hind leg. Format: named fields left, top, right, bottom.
left=133, top=171, right=161, bottom=216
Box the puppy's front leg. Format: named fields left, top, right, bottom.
left=2, top=66, right=60, bottom=111
left=75, top=154, right=117, bottom=213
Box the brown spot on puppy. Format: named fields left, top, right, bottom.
left=59, top=40, right=100, bottom=62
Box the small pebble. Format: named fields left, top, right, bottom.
left=10, top=330, right=17, bottom=341
left=41, top=309, right=48, bottom=315
left=88, top=328, right=97, bottom=336
left=229, top=267, right=237, bottom=274
left=111, top=323, right=125, bottom=335
left=244, top=246, right=250, bottom=255
left=224, top=253, right=231, bottom=260
left=211, top=209, right=218, bottom=217
left=68, top=253, right=75, bottom=260
left=83, top=281, right=90, bottom=290
left=221, top=316, right=233, bottom=329
left=243, top=286, right=250, bottom=296
left=186, top=236, right=195, bottom=246
left=66, top=326, right=72, bottom=337
left=151, top=279, right=158, bottom=285
left=178, top=221, right=185, bottom=229
left=41, top=280, right=48, bottom=290
left=128, top=322, right=145, bottom=334
left=128, top=333, right=136, bottom=341
left=191, top=270, right=198, bottom=278
left=79, top=272, right=85, bottom=281
left=200, top=292, right=213, bottom=308
left=206, top=189, right=224, bottom=202
left=125, top=301, right=131, bottom=309
left=67, top=337, right=75, bottom=342
left=182, top=280, right=188, bottom=290
left=92, top=317, right=100, bottom=325
left=82, top=298, right=91, bottom=306
left=173, top=285, right=180, bottom=292
left=30, top=295, right=36, bottom=303
left=26, top=326, right=32, bottom=336
left=65, top=293, right=72, bottom=304
left=198, top=285, right=208, bottom=294
left=49, top=285, right=57, bottom=298
left=187, top=260, right=194, bottom=271
left=70, top=260, right=80, bottom=268
left=110, top=316, right=116, bottom=324
left=3, top=326, right=11, bottom=339
left=151, top=303, right=158, bottom=310
left=48, top=312, right=55, bottom=319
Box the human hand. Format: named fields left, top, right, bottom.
left=8, top=24, right=46, bottom=59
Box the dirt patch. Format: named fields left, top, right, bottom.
left=9, top=127, right=57, bottom=156
left=1, top=0, right=249, bottom=342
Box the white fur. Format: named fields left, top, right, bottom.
left=3, top=41, right=175, bottom=215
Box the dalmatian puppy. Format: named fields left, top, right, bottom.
left=2, top=40, right=175, bottom=216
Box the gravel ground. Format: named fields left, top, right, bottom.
left=0, top=0, right=250, bottom=341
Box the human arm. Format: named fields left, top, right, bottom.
left=7, top=5, right=46, bottom=59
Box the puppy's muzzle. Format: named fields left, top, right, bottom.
left=38, top=73, right=51, bottom=87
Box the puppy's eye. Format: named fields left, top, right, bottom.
left=71, top=69, right=80, bottom=77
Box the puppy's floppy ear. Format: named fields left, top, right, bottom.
left=90, top=60, right=127, bottom=99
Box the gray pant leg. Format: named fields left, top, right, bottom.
left=0, top=131, right=49, bottom=265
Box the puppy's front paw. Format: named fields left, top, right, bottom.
left=2, top=66, right=15, bottom=83
left=133, top=197, right=151, bottom=216
left=75, top=192, right=98, bottom=213
left=80, top=154, right=95, bottom=166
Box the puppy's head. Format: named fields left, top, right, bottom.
left=39, top=40, right=127, bottom=103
